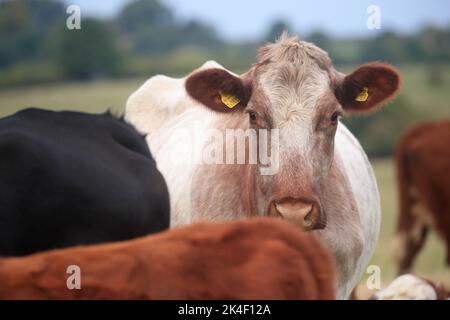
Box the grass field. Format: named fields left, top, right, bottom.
left=0, top=78, right=145, bottom=118
left=0, top=64, right=448, bottom=298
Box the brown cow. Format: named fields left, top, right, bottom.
left=394, top=120, right=450, bottom=274
left=0, top=218, right=336, bottom=300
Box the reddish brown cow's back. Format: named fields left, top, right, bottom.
left=395, top=120, right=450, bottom=273
left=0, top=218, right=336, bottom=299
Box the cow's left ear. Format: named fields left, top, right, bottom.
left=334, top=62, right=401, bottom=113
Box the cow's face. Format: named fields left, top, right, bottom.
left=186, top=35, right=400, bottom=231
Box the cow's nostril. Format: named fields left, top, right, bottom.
left=303, top=210, right=314, bottom=227
left=273, top=199, right=322, bottom=231
left=275, top=202, right=312, bottom=221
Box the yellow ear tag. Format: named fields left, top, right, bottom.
left=219, top=92, right=240, bottom=109
left=355, top=87, right=369, bottom=102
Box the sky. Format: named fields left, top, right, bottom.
left=66, top=0, right=450, bottom=40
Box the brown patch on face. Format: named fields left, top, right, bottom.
left=334, top=62, right=401, bottom=113
left=313, top=90, right=342, bottom=132
left=265, top=148, right=327, bottom=229
left=185, top=68, right=252, bottom=113
left=245, top=80, right=274, bottom=129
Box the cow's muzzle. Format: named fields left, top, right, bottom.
left=269, top=197, right=326, bottom=231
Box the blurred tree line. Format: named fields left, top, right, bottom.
left=0, top=0, right=229, bottom=82
left=1, top=0, right=449, bottom=82
left=0, top=0, right=449, bottom=156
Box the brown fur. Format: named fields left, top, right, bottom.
left=334, top=62, right=401, bottom=113
left=421, top=276, right=450, bottom=300
left=185, top=68, right=252, bottom=113
left=0, top=218, right=336, bottom=300
left=395, top=120, right=450, bottom=274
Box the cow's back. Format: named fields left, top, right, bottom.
left=0, top=108, right=170, bottom=256
left=0, top=218, right=336, bottom=299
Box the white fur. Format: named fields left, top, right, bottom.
left=147, top=107, right=217, bottom=226
left=333, top=124, right=381, bottom=298
left=125, top=60, right=225, bottom=134
left=375, top=274, right=437, bottom=300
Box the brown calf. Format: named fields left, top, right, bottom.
left=395, top=120, right=450, bottom=274
left=0, top=218, right=336, bottom=300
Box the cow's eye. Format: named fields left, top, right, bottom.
left=330, top=111, right=341, bottom=124
left=248, top=111, right=258, bottom=124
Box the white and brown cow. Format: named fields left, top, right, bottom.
left=394, top=120, right=450, bottom=275
left=126, top=34, right=401, bottom=299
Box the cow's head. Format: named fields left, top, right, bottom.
left=185, top=34, right=400, bottom=231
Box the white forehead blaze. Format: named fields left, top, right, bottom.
left=261, top=67, right=329, bottom=120
left=258, top=62, right=330, bottom=153
left=250, top=34, right=335, bottom=167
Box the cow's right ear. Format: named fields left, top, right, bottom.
left=185, top=68, right=252, bottom=113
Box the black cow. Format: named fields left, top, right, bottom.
left=0, top=108, right=170, bottom=256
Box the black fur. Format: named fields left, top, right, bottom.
left=0, top=108, right=170, bottom=256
